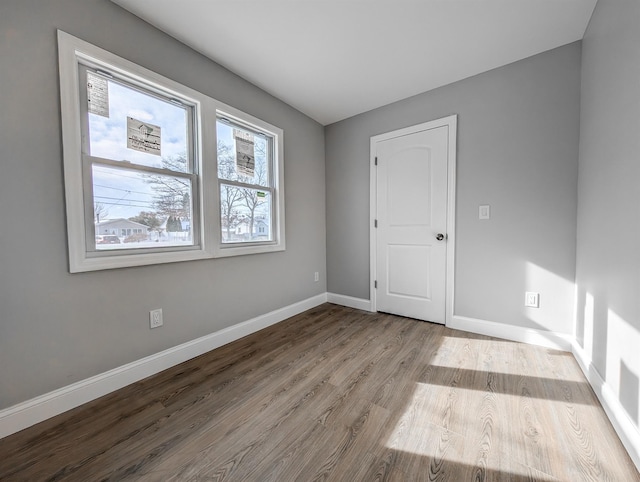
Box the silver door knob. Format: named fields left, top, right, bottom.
left=436, top=233, right=445, bottom=241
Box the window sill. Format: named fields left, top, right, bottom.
left=212, top=242, right=286, bottom=258
left=69, top=247, right=213, bottom=273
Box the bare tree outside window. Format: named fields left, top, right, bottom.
left=93, top=202, right=110, bottom=224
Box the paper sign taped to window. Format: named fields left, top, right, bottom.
left=87, top=71, right=109, bottom=118
left=127, top=117, right=161, bottom=156
left=234, top=129, right=255, bottom=177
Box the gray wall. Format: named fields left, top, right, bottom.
left=326, top=43, right=581, bottom=333
left=0, top=0, right=326, bottom=409
left=576, top=0, right=640, bottom=428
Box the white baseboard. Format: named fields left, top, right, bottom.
left=0, top=293, right=327, bottom=440
left=326, top=292, right=373, bottom=311
left=572, top=342, right=640, bottom=471
left=448, top=314, right=573, bottom=351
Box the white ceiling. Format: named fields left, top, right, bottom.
left=111, top=0, right=597, bottom=126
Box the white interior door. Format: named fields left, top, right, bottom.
left=374, top=122, right=451, bottom=323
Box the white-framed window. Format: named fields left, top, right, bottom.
left=214, top=115, right=284, bottom=256
left=58, top=31, right=285, bottom=272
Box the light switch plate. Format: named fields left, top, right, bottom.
left=479, top=205, right=490, bottom=220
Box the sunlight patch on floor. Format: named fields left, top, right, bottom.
left=436, top=335, right=584, bottom=381
left=383, top=379, right=609, bottom=479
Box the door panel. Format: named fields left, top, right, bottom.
left=387, top=150, right=431, bottom=227
left=387, top=244, right=431, bottom=299
left=375, top=125, right=449, bottom=323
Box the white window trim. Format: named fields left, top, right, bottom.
left=211, top=108, right=285, bottom=258
left=58, top=31, right=285, bottom=272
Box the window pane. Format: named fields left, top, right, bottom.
left=93, top=164, right=193, bottom=250
left=220, top=183, right=272, bottom=243
left=88, top=73, right=190, bottom=173
left=216, top=120, right=270, bottom=186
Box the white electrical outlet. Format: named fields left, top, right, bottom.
left=314, top=271, right=319, bottom=282
left=479, top=204, right=491, bottom=220
left=149, top=309, right=163, bottom=328
left=525, top=292, right=540, bottom=308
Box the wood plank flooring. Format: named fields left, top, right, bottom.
left=1, top=303, right=638, bottom=481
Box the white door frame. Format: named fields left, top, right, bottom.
left=369, top=115, right=457, bottom=325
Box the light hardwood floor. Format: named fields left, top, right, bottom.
left=1, top=304, right=638, bottom=481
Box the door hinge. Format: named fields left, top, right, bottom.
left=375, top=156, right=378, bottom=166
left=374, top=219, right=378, bottom=228
left=374, top=280, right=377, bottom=289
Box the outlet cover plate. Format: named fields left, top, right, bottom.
left=525, top=292, right=540, bottom=308
left=150, top=309, right=163, bottom=328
